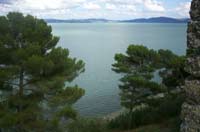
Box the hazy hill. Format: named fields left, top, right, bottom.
left=121, top=17, right=189, bottom=23
left=45, top=17, right=189, bottom=23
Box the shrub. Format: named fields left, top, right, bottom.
left=133, top=117, right=181, bottom=132
left=67, top=117, right=109, bottom=132
left=108, top=94, right=184, bottom=130
left=108, top=108, right=155, bottom=130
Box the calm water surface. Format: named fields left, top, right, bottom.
left=50, top=23, right=187, bottom=117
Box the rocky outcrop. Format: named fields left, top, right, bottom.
left=181, top=0, right=200, bottom=131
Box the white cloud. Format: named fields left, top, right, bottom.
left=83, top=3, right=101, bottom=10
left=7, top=0, right=86, bottom=11
left=143, top=0, right=165, bottom=12
left=126, top=5, right=136, bottom=11
left=175, top=2, right=190, bottom=17
left=105, top=4, right=117, bottom=10
left=0, top=0, right=191, bottom=19
left=20, top=0, right=64, bottom=10
left=0, top=0, right=88, bottom=18
left=0, top=4, right=13, bottom=15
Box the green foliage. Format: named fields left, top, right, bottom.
left=57, top=106, right=77, bottom=119
left=111, top=45, right=186, bottom=131
left=0, top=12, right=85, bottom=131
left=158, top=49, right=178, bottom=67
left=48, top=86, right=85, bottom=107
left=113, top=45, right=163, bottom=111
left=67, top=118, right=109, bottom=132
left=132, top=117, right=181, bottom=132
left=108, top=94, right=183, bottom=130
left=159, top=56, right=188, bottom=89
left=112, top=44, right=186, bottom=113
left=112, top=45, right=159, bottom=74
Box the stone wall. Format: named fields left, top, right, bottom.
left=181, top=0, right=200, bottom=131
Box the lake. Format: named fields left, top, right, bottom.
left=50, top=23, right=187, bottom=117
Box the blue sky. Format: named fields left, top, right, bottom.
left=0, top=0, right=192, bottom=19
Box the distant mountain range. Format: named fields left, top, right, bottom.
left=45, top=18, right=113, bottom=23
left=45, top=17, right=190, bottom=23
left=120, top=17, right=190, bottom=23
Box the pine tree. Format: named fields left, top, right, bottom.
left=112, top=45, right=165, bottom=112
left=113, top=45, right=188, bottom=112
left=0, top=12, right=85, bottom=131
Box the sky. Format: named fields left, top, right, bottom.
left=0, top=0, right=192, bottom=20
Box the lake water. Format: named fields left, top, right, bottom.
left=50, top=23, right=187, bottom=117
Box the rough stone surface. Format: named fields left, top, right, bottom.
left=187, top=21, right=200, bottom=48
left=181, top=103, right=200, bottom=132
left=181, top=0, right=200, bottom=132
left=185, top=57, right=200, bottom=77
left=184, top=80, right=200, bottom=103
left=190, top=0, right=200, bottom=21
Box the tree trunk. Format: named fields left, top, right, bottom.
left=19, top=68, right=24, bottom=96
left=17, top=68, right=24, bottom=132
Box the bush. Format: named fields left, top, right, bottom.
left=156, top=94, right=184, bottom=118
left=108, top=94, right=184, bottom=130
left=67, top=117, right=109, bottom=132
left=134, top=117, right=181, bottom=132
left=108, top=108, right=155, bottom=130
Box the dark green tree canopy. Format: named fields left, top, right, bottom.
left=112, top=45, right=186, bottom=111
left=0, top=12, right=85, bottom=131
